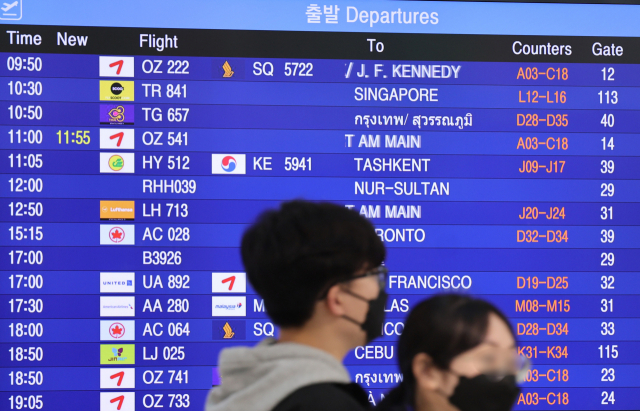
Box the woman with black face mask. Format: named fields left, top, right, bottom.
left=377, top=294, right=528, bottom=411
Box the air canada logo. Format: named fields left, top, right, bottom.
left=100, top=319, right=135, bottom=341
left=100, top=225, right=135, bottom=245
left=221, top=156, right=237, bottom=172
left=109, top=226, right=126, bottom=243
left=109, top=322, right=126, bottom=339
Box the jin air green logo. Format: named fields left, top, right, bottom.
left=100, top=344, right=135, bottom=364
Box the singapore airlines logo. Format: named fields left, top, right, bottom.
left=222, top=61, right=234, bottom=78
left=223, top=322, right=235, bottom=339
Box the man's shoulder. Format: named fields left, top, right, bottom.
left=272, top=382, right=370, bottom=411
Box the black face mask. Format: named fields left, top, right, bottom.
left=448, top=374, right=520, bottom=411
left=342, top=288, right=388, bottom=344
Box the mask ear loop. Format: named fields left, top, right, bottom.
left=339, top=288, right=370, bottom=327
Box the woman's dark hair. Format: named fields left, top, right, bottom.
left=241, top=200, right=385, bottom=327
left=393, top=294, right=514, bottom=407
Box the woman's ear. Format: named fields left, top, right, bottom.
left=412, top=353, right=447, bottom=391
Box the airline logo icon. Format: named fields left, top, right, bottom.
left=100, top=129, right=135, bottom=149
left=100, top=368, right=136, bottom=389
left=100, top=81, right=135, bottom=101
left=100, top=272, right=135, bottom=292
left=100, top=392, right=135, bottom=411
left=212, top=154, right=246, bottom=174
left=100, top=104, right=134, bottom=125
left=212, top=320, right=246, bottom=340
left=212, top=273, right=247, bottom=293
left=99, top=56, right=135, bottom=77
left=214, top=58, right=244, bottom=79
left=100, top=296, right=135, bottom=317
left=100, top=225, right=135, bottom=245
left=212, top=296, right=246, bottom=317
left=100, top=320, right=135, bottom=341
left=100, top=344, right=135, bottom=365
left=100, top=153, right=135, bottom=173
left=222, top=61, right=234, bottom=77
left=101, top=201, right=135, bottom=221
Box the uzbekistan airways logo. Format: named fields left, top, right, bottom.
left=221, top=156, right=237, bottom=172
left=108, top=155, right=125, bottom=171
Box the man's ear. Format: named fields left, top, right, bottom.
left=324, top=284, right=347, bottom=317
left=412, top=352, right=446, bottom=391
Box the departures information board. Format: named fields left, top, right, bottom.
left=2, top=1, right=640, bottom=410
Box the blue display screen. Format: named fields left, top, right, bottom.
left=2, top=1, right=640, bottom=409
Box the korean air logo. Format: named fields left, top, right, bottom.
left=212, top=154, right=246, bottom=174
left=222, top=156, right=237, bottom=172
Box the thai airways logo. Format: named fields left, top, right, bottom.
left=100, top=272, right=135, bottom=292
left=100, top=81, right=135, bottom=101
left=100, top=344, right=135, bottom=364
left=100, top=225, right=135, bottom=245
left=100, top=296, right=135, bottom=317
left=212, top=296, right=247, bottom=317
left=212, top=154, right=246, bottom=174
left=100, top=153, right=135, bottom=173
left=100, top=368, right=136, bottom=389
left=212, top=272, right=247, bottom=293
left=100, top=392, right=135, bottom=411
left=100, top=104, right=134, bottom=125
left=100, top=129, right=135, bottom=150
left=100, top=320, right=135, bottom=341
left=99, top=56, right=135, bottom=77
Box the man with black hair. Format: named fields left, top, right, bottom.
left=205, top=200, right=387, bottom=411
